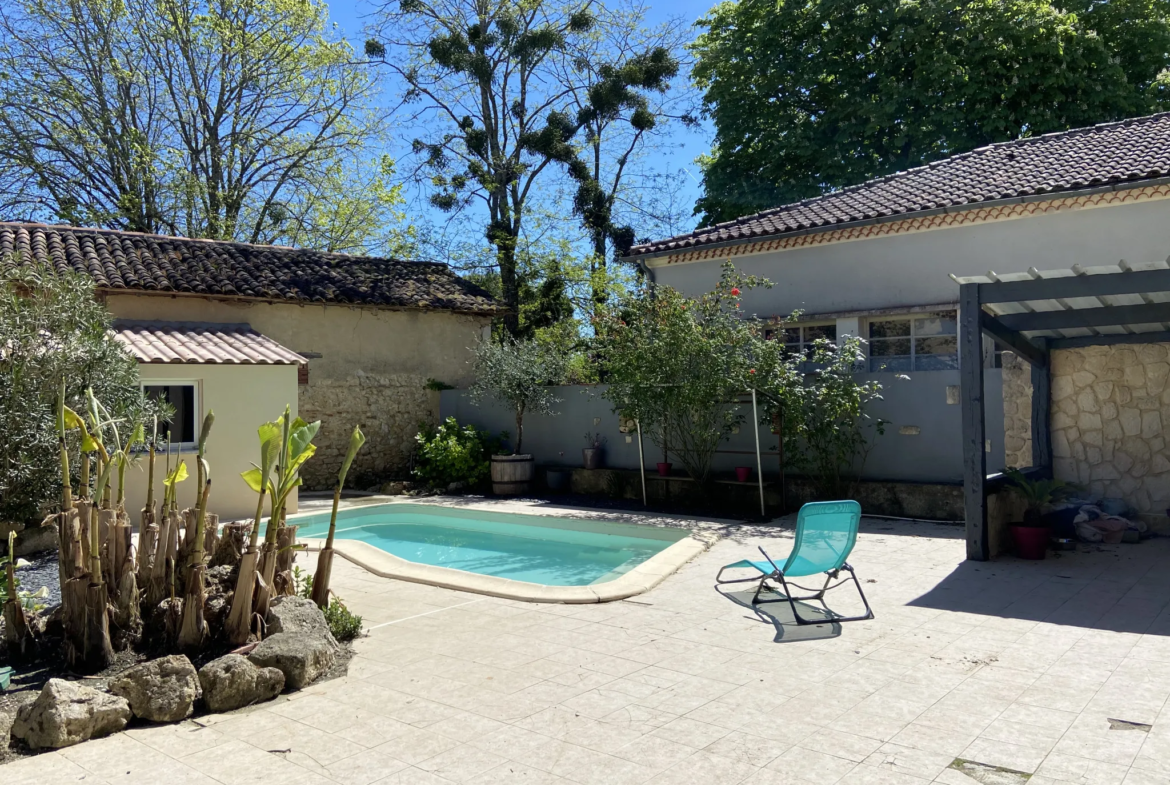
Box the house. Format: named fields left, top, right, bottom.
left=0, top=222, right=498, bottom=519
left=624, top=113, right=1170, bottom=501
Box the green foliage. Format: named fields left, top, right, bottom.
left=692, top=0, right=1170, bottom=224
left=1005, top=468, right=1081, bottom=515
left=321, top=598, right=363, bottom=641
left=0, top=260, right=161, bottom=523
left=413, top=417, right=499, bottom=487
left=469, top=339, right=568, bottom=454
left=425, top=379, right=455, bottom=391
left=292, top=566, right=363, bottom=640
left=596, top=263, right=770, bottom=486
left=0, top=0, right=403, bottom=253
left=752, top=331, right=888, bottom=501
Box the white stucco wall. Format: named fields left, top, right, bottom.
left=122, top=363, right=299, bottom=522
left=650, top=196, right=1170, bottom=317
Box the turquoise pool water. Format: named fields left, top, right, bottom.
left=293, top=504, right=687, bottom=586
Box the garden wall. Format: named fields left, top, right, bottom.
left=439, top=372, right=1005, bottom=485
left=1003, top=343, right=1170, bottom=523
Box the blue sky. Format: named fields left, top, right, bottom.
left=324, top=0, right=717, bottom=247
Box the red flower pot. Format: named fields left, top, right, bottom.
left=735, top=466, right=752, bottom=483
left=1011, top=525, right=1050, bottom=560
left=656, top=462, right=672, bottom=477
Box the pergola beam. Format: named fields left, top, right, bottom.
left=996, top=302, right=1170, bottom=332
left=1052, top=330, right=1170, bottom=349
left=979, top=268, right=1170, bottom=304
left=980, top=312, right=1047, bottom=367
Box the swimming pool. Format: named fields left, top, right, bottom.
left=293, top=503, right=693, bottom=589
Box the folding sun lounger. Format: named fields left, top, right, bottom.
left=716, top=500, right=874, bottom=625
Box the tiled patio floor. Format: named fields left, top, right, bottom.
left=7, top=500, right=1170, bottom=785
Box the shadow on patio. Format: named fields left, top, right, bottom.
left=908, top=536, right=1170, bottom=636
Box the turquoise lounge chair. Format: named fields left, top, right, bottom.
left=716, top=500, right=874, bottom=625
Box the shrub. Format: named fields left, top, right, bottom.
left=322, top=598, right=363, bottom=641
left=413, top=417, right=498, bottom=488
left=0, top=260, right=160, bottom=524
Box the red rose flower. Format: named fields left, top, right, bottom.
left=730, top=287, right=740, bottom=296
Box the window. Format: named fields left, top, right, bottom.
left=765, top=323, right=837, bottom=357
left=142, top=383, right=198, bottom=446
left=868, top=312, right=958, bottom=371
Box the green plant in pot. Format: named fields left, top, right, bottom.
left=1004, top=468, right=1079, bottom=560
left=469, top=337, right=566, bottom=495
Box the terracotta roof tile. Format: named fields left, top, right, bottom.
left=0, top=222, right=499, bottom=314
left=111, top=321, right=306, bottom=365
left=630, top=112, right=1170, bottom=257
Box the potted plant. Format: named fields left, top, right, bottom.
left=470, top=338, right=566, bottom=495
left=1005, top=468, right=1079, bottom=560
left=546, top=452, right=570, bottom=491
left=583, top=433, right=606, bottom=470
left=735, top=466, right=752, bottom=483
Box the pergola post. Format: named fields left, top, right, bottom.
left=959, top=283, right=988, bottom=561
left=1031, top=337, right=1052, bottom=471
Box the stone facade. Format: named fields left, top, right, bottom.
left=298, top=374, right=439, bottom=489
left=1047, top=343, right=1170, bottom=516
left=1001, top=352, right=1033, bottom=469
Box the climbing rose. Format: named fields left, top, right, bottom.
left=730, top=287, right=740, bottom=296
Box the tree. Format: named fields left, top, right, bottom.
left=692, top=0, right=1170, bottom=225
left=597, top=263, right=769, bottom=486
left=0, top=0, right=404, bottom=253
left=531, top=0, right=693, bottom=313
left=369, top=0, right=688, bottom=334
left=469, top=338, right=567, bottom=454
left=0, top=259, right=155, bottom=525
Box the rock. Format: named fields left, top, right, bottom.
left=266, top=596, right=339, bottom=650
left=12, top=679, right=131, bottom=749
left=14, top=523, right=58, bottom=557
left=0, top=692, right=36, bottom=749
left=198, top=654, right=285, bottom=712
left=109, top=655, right=201, bottom=722
left=248, top=633, right=335, bottom=690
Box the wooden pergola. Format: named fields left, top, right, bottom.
left=953, top=260, right=1170, bottom=561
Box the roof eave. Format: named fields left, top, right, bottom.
left=624, top=175, right=1170, bottom=265
left=97, top=286, right=502, bottom=317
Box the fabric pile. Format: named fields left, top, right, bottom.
left=1071, top=504, right=1147, bottom=544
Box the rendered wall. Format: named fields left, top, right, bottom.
left=651, top=197, right=1170, bottom=318
left=440, top=373, right=1004, bottom=484
left=124, top=363, right=299, bottom=522
left=105, top=294, right=491, bottom=488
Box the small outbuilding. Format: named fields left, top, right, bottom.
left=112, top=321, right=305, bottom=521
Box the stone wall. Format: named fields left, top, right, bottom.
left=1048, top=343, right=1170, bottom=516
left=1001, top=352, right=1033, bottom=469
left=298, top=374, right=438, bottom=489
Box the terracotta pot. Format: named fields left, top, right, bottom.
left=735, top=466, right=752, bottom=483
left=582, top=447, right=605, bottom=470
left=1011, top=524, right=1050, bottom=560
left=491, top=454, right=533, bottom=495
left=656, top=462, right=672, bottom=477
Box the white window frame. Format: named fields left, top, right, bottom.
left=867, top=311, right=959, bottom=372
left=766, top=321, right=838, bottom=357
left=141, top=379, right=201, bottom=451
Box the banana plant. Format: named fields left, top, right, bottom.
left=311, top=426, right=366, bottom=608
left=249, top=406, right=320, bottom=613
left=224, top=417, right=282, bottom=645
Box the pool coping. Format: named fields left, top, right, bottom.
left=296, top=498, right=722, bottom=604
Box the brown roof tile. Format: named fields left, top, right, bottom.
left=630, top=113, right=1170, bottom=257
left=0, top=222, right=499, bottom=314
left=112, top=321, right=306, bottom=365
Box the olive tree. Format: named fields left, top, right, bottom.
left=0, top=259, right=155, bottom=524
left=469, top=338, right=567, bottom=455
